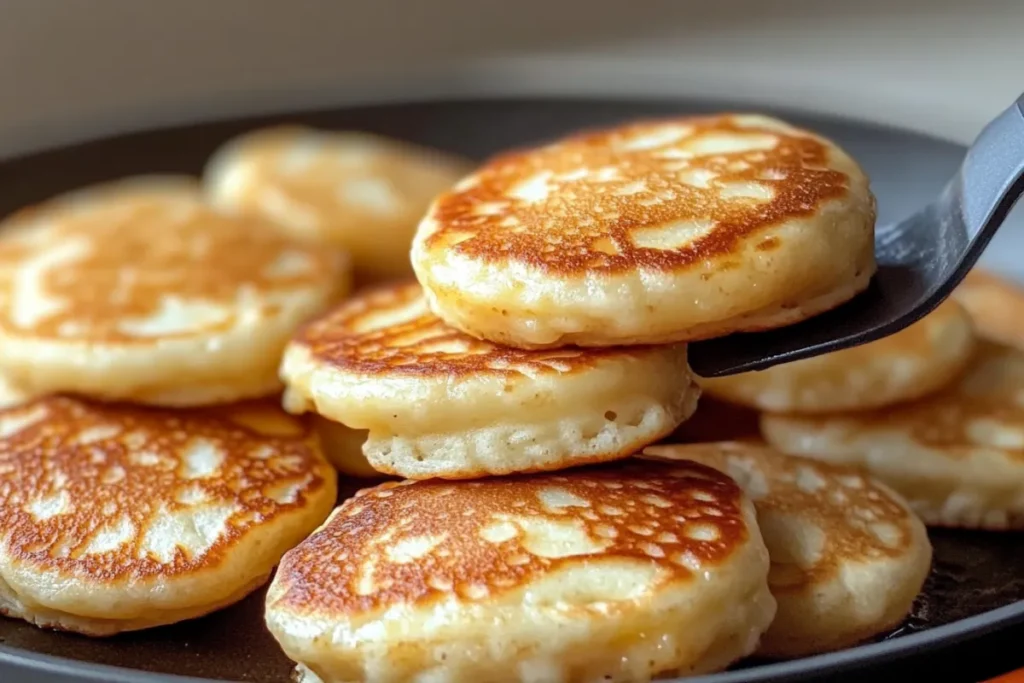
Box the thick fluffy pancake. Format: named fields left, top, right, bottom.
left=700, top=298, right=975, bottom=413
left=0, top=177, right=350, bottom=405
left=266, top=461, right=776, bottom=683
left=204, top=126, right=473, bottom=284
left=642, top=443, right=931, bottom=657
left=280, top=282, right=700, bottom=479
left=0, top=396, right=336, bottom=635
left=761, top=339, right=1024, bottom=529
left=411, top=114, right=876, bottom=348
left=309, top=414, right=381, bottom=479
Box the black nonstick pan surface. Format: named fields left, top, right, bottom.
left=0, top=98, right=1022, bottom=683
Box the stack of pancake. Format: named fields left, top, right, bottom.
left=0, top=115, right=1014, bottom=683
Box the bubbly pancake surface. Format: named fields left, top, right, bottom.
left=412, top=114, right=876, bottom=347
left=701, top=298, right=975, bottom=413
left=266, top=461, right=776, bottom=683
left=643, top=442, right=931, bottom=657
left=281, top=282, right=699, bottom=479
left=0, top=396, right=336, bottom=635
left=204, top=126, right=473, bottom=284
left=0, top=177, right=350, bottom=405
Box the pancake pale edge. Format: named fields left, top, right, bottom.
left=309, top=414, right=381, bottom=479
left=642, top=442, right=931, bottom=657
left=0, top=176, right=351, bottom=406
left=203, top=126, right=474, bottom=284
left=280, top=282, right=699, bottom=480
left=700, top=298, right=975, bottom=413
left=265, top=461, right=776, bottom=683
left=0, top=396, right=337, bottom=635
left=411, top=113, right=876, bottom=348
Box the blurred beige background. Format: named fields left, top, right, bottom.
left=1, top=0, right=1021, bottom=157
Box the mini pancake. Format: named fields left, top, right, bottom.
left=203, top=126, right=474, bottom=285
left=266, top=460, right=776, bottom=683
left=309, top=414, right=381, bottom=479
left=411, top=114, right=876, bottom=348
left=763, top=274, right=1024, bottom=529
left=952, top=268, right=1024, bottom=349
left=761, top=339, right=1024, bottom=529
left=0, top=395, right=336, bottom=636
left=280, top=282, right=700, bottom=480
left=642, top=442, right=931, bottom=658
left=700, top=298, right=975, bottom=413
left=0, top=176, right=350, bottom=406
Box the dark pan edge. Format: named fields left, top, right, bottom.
left=2, top=600, right=1023, bottom=683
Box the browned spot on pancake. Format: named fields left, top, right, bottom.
left=273, top=460, right=748, bottom=615
left=0, top=181, right=345, bottom=343
left=294, top=281, right=667, bottom=378
left=756, top=236, right=781, bottom=252
left=0, top=396, right=331, bottom=578
left=423, top=115, right=849, bottom=274
left=643, top=443, right=916, bottom=591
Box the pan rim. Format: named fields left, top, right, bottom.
left=2, top=601, right=1022, bottom=683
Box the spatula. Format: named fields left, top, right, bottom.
left=689, top=92, right=1024, bottom=378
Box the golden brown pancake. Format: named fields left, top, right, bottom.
left=0, top=176, right=350, bottom=406
left=203, top=126, right=474, bottom=285
left=412, top=114, right=876, bottom=348
left=0, top=395, right=336, bottom=635
left=763, top=272, right=1024, bottom=529
left=952, top=268, right=1024, bottom=349
left=266, top=460, right=776, bottom=683
left=762, top=338, right=1024, bottom=529
left=643, top=442, right=931, bottom=658
left=700, top=298, right=975, bottom=413
left=280, top=282, right=700, bottom=480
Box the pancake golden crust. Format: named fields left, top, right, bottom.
left=642, top=443, right=931, bottom=657
left=267, top=461, right=776, bottom=683
left=296, top=281, right=658, bottom=376
left=701, top=298, right=975, bottom=413
left=0, top=177, right=350, bottom=405
left=0, top=396, right=336, bottom=635
left=203, top=126, right=474, bottom=284
left=762, top=339, right=1024, bottom=529
left=412, top=114, right=876, bottom=348
left=281, top=282, right=699, bottom=479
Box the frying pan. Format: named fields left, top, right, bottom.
left=0, top=97, right=1021, bottom=683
